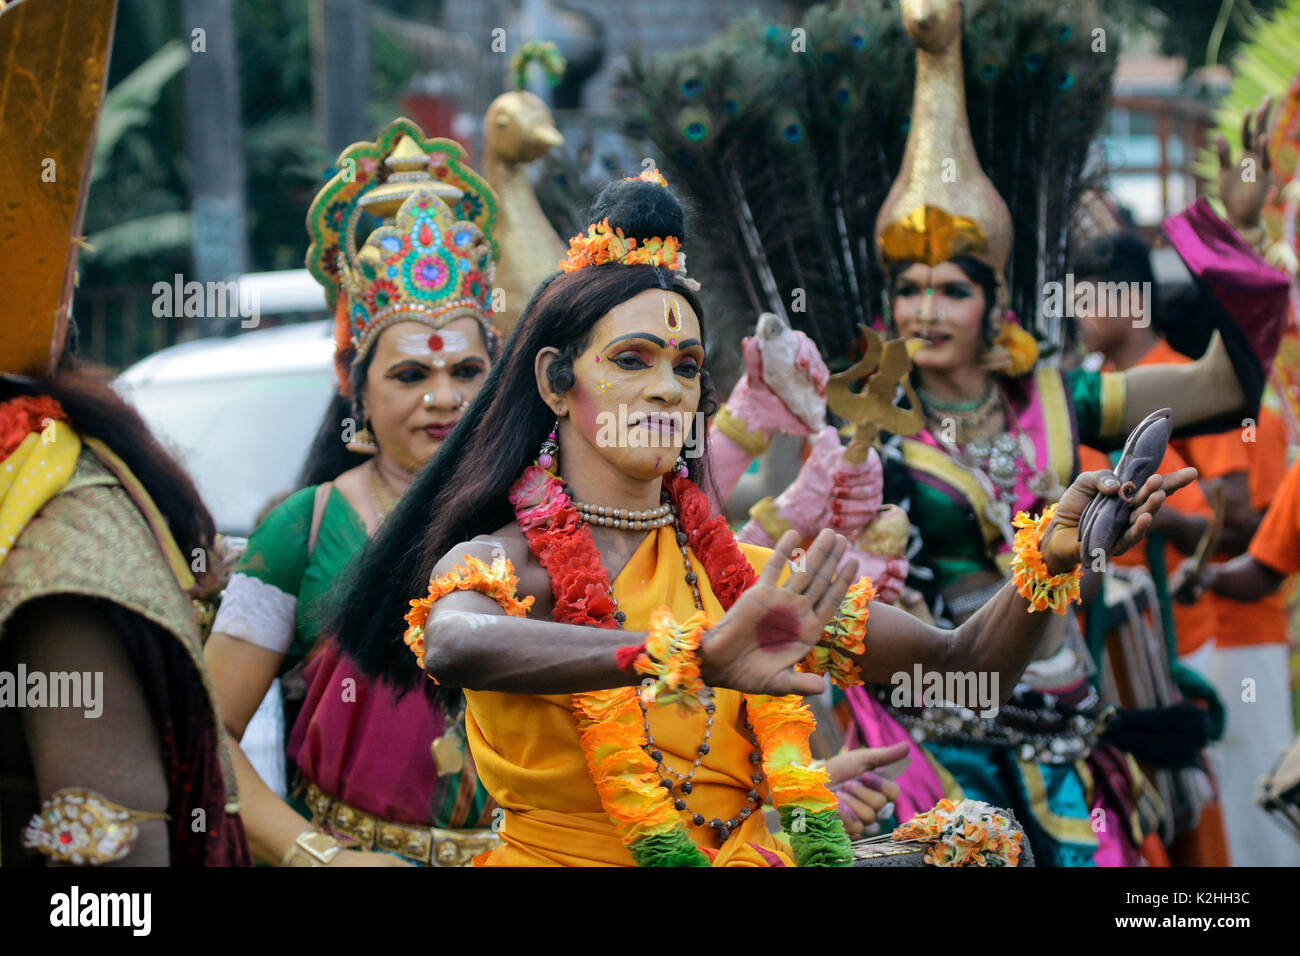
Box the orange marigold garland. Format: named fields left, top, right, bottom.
left=1009, top=503, right=1082, bottom=614
left=404, top=553, right=534, bottom=673
left=634, top=607, right=709, bottom=712
left=559, top=218, right=683, bottom=274
left=801, top=577, right=876, bottom=688
left=501, top=461, right=855, bottom=866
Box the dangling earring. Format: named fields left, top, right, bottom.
left=537, top=419, right=559, bottom=472
left=347, top=408, right=379, bottom=455
left=674, top=455, right=689, bottom=478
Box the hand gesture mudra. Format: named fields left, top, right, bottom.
left=1217, top=95, right=1274, bottom=231
left=1039, top=467, right=1198, bottom=575
left=699, top=528, right=857, bottom=697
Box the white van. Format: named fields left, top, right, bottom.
left=115, top=271, right=334, bottom=799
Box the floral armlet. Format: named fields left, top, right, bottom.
left=801, top=577, right=876, bottom=688
left=1009, top=504, right=1082, bottom=614
left=404, top=553, right=534, bottom=677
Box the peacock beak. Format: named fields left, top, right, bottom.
left=533, top=125, right=564, bottom=148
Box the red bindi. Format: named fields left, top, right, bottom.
left=427, top=333, right=443, bottom=351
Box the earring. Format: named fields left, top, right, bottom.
left=347, top=417, right=379, bottom=455
left=538, top=419, right=559, bottom=472
left=674, top=455, right=689, bottom=478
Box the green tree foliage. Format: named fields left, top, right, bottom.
left=81, top=0, right=418, bottom=354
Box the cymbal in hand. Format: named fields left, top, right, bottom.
left=1077, top=407, right=1172, bottom=561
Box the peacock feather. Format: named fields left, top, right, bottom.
left=618, top=0, right=1121, bottom=372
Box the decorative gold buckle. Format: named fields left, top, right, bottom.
left=293, top=830, right=342, bottom=865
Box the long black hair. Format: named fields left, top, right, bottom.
left=331, top=178, right=716, bottom=694
left=296, top=353, right=378, bottom=489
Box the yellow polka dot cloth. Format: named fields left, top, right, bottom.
left=0, top=420, right=81, bottom=567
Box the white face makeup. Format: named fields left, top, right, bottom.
left=394, top=329, right=472, bottom=357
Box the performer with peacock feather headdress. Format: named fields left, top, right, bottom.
left=622, top=0, right=1290, bottom=866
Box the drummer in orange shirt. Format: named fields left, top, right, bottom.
left=1076, top=230, right=1298, bottom=865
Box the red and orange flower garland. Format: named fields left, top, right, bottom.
left=506, top=463, right=853, bottom=867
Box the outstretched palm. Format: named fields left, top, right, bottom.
left=699, top=529, right=854, bottom=697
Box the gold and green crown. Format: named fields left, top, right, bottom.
left=339, top=187, right=496, bottom=358
left=305, top=118, right=500, bottom=377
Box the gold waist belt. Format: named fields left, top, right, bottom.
left=302, top=782, right=499, bottom=867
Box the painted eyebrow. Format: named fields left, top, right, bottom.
left=602, top=333, right=703, bottom=351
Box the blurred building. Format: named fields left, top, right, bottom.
left=1101, top=38, right=1230, bottom=232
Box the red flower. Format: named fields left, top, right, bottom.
left=1, top=396, right=67, bottom=460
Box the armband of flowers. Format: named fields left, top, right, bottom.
left=1009, top=504, right=1082, bottom=614
left=404, top=553, right=534, bottom=676
left=633, top=606, right=711, bottom=713
left=802, top=577, right=875, bottom=688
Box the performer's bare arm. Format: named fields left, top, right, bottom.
left=6, top=598, right=169, bottom=865
left=426, top=468, right=1192, bottom=703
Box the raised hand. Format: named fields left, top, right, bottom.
left=1217, top=95, right=1274, bottom=231
left=699, top=529, right=855, bottom=697
left=1041, top=466, right=1198, bottom=574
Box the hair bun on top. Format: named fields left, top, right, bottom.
left=588, top=177, right=685, bottom=246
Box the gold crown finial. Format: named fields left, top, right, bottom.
left=874, top=0, right=1012, bottom=274
left=358, top=135, right=464, bottom=220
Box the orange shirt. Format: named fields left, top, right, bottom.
left=1079, top=442, right=1217, bottom=655
left=1128, top=340, right=1254, bottom=482
left=1100, top=338, right=1240, bottom=655
left=1250, top=452, right=1300, bottom=576
left=1209, top=406, right=1289, bottom=647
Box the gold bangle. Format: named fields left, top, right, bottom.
left=748, top=496, right=792, bottom=543
left=714, top=404, right=773, bottom=458
left=281, top=829, right=342, bottom=867
left=23, top=788, right=168, bottom=865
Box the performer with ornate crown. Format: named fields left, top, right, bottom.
left=203, top=119, right=504, bottom=866
left=330, top=167, right=1191, bottom=866
left=0, top=0, right=248, bottom=866
left=842, top=0, right=1287, bottom=869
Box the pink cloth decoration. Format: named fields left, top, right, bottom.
left=288, top=639, right=448, bottom=825
left=1163, top=198, right=1289, bottom=370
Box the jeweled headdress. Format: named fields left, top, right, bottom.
left=305, top=117, right=500, bottom=394
left=873, top=0, right=1012, bottom=279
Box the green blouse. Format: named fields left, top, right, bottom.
left=899, top=367, right=1127, bottom=595
left=216, top=485, right=367, bottom=675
